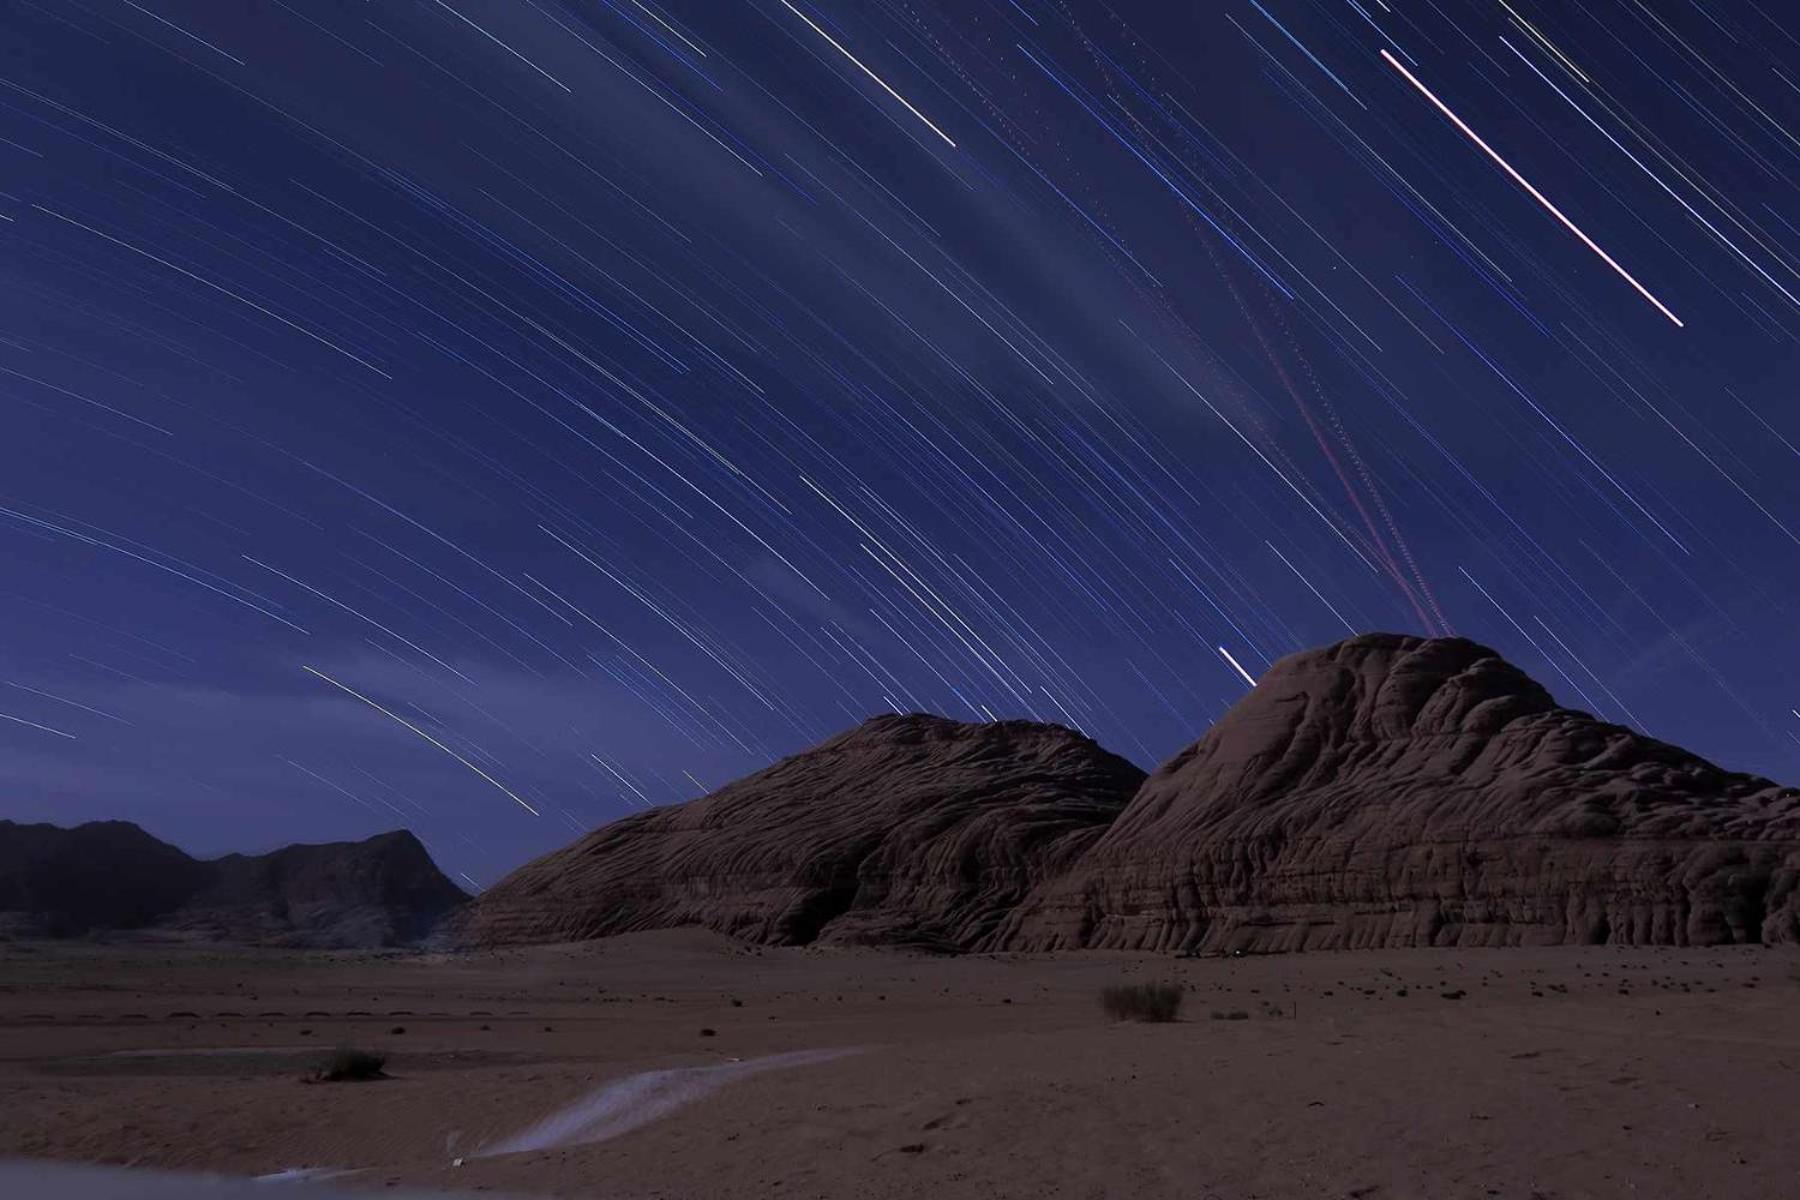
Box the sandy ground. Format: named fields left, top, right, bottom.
left=1, top=931, right=1796, bottom=1200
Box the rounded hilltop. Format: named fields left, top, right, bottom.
left=462, top=633, right=1800, bottom=955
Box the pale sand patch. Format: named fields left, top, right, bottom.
left=480, top=1047, right=859, bottom=1156
left=0, top=1160, right=494, bottom=1197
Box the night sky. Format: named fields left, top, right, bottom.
left=3, top=0, right=1799, bottom=886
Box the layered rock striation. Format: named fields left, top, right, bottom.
left=32, top=634, right=1793, bottom=956
left=465, top=714, right=1144, bottom=950
left=1004, top=634, right=1800, bottom=951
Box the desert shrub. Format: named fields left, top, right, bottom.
left=1100, top=981, right=1183, bottom=1023
left=315, top=1045, right=386, bottom=1082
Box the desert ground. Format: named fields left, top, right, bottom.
left=1, top=932, right=1795, bottom=1200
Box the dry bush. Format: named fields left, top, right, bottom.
left=1100, top=981, right=1183, bottom=1023
left=314, top=1045, right=386, bottom=1082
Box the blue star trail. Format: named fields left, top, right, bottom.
left=2, top=0, right=1798, bottom=879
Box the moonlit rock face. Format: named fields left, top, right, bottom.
left=1006, top=634, right=1800, bottom=952
left=466, top=634, right=1800, bottom=955
left=464, top=713, right=1144, bottom=951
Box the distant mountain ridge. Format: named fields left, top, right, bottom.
left=15, top=634, right=1800, bottom=955
left=0, top=820, right=466, bottom=948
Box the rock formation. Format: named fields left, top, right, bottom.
left=465, top=713, right=1144, bottom=950
left=1003, top=634, right=1800, bottom=951
left=169, top=829, right=470, bottom=947
left=0, top=821, right=466, bottom=947
left=0, top=819, right=210, bottom=938
left=23, top=634, right=1796, bottom=956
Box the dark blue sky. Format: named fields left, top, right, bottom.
left=3, top=0, right=1797, bottom=886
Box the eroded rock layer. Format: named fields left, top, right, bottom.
left=465, top=714, right=1144, bottom=949
left=1003, top=634, right=1800, bottom=952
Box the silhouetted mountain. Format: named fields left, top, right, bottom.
left=0, top=821, right=466, bottom=947
left=0, top=819, right=210, bottom=937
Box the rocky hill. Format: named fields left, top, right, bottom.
left=1002, top=634, right=1800, bottom=951
left=464, top=713, right=1144, bottom=950
left=0, top=821, right=466, bottom=947
left=27, top=634, right=1795, bottom=956
left=0, top=819, right=210, bottom=938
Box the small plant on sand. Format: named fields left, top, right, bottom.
left=312, top=1045, right=387, bottom=1082
left=1100, top=981, right=1183, bottom=1023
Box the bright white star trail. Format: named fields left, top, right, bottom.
left=1379, top=48, right=1685, bottom=327
left=2, top=0, right=1796, bottom=881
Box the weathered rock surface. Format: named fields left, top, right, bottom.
left=169, top=830, right=470, bottom=947
left=24, top=635, right=1793, bottom=956
left=1003, top=634, right=1800, bottom=952
left=465, top=714, right=1144, bottom=950
left=0, top=821, right=466, bottom=947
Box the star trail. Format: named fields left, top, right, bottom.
left=2, top=0, right=1799, bottom=879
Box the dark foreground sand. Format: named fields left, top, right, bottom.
left=1, top=931, right=1795, bottom=1199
